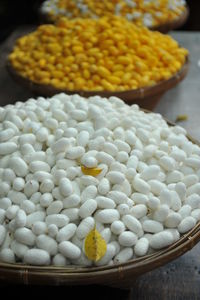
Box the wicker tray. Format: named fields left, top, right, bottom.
left=7, top=56, right=189, bottom=110
left=39, top=6, right=189, bottom=34
left=0, top=117, right=200, bottom=287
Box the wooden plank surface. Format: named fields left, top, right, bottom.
left=0, top=28, right=200, bottom=299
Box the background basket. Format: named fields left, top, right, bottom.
left=0, top=117, right=199, bottom=287
left=7, top=56, right=189, bottom=110
left=39, top=6, right=189, bottom=34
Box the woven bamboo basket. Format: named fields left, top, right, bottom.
left=0, top=117, right=200, bottom=287
left=7, top=56, right=189, bottom=110
left=39, top=6, right=189, bottom=34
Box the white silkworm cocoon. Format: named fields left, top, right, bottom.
left=148, top=180, right=166, bottom=196
left=185, top=157, right=200, bottom=169
left=103, top=142, right=118, bottom=156
left=182, top=174, right=199, bottom=187
left=159, top=189, right=172, bottom=207
left=131, top=193, right=148, bottom=205
left=118, top=231, right=138, bottom=247
left=0, top=248, right=15, bottom=263
left=15, top=209, right=27, bottom=228
left=77, top=131, right=90, bottom=147
left=142, top=220, right=163, bottom=233
left=96, top=151, right=114, bottom=166
left=56, top=223, right=77, bottom=243
left=132, top=175, right=150, bottom=194
left=111, top=220, right=125, bottom=235
left=20, top=200, right=35, bottom=214
left=59, top=241, right=81, bottom=260
left=61, top=208, right=79, bottom=222
left=76, top=217, right=95, bottom=239
left=108, top=191, right=128, bottom=205
left=47, top=224, right=59, bottom=238
left=134, top=237, right=149, bottom=256
left=52, top=254, right=69, bottom=266
left=114, top=248, right=133, bottom=264
left=59, top=178, right=73, bottom=197
left=26, top=211, right=46, bottom=228
left=11, top=240, right=28, bottom=259
left=114, top=140, right=131, bottom=153
left=122, top=215, right=142, bottom=234
left=51, top=138, right=70, bottom=154
left=159, top=156, right=175, bottom=171
left=98, top=178, right=110, bottom=195
left=46, top=200, right=63, bottom=215
left=32, top=221, right=47, bottom=236
left=63, top=195, right=80, bottom=208
left=170, top=191, right=182, bottom=211
left=140, top=165, right=160, bottom=181
left=130, top=204, right=147, bottom=219
left=191, top=209, right=200, bottom=221
left=36, top=234, right=58, bottom=255
left=13, top=177, right=25, bottom=191
left=106, top=171, right=125, bottom=184
left=40, top=193, right=53, bottom=207
left=80, top=175, right=99, bottom=186
left=9, top=157, right=28, bottom=177
left=45, top=214, right=69, bottom=228
left=81, top=186, right=97, bottom=203
left=0, top=128, right=15, bottom=142
left=178, top=205, right=191, bottom=219
left=153, top=204, right=170, bottom=222
left=175, top=182, right=186, bottom=200
left=65, top=146, right=85, bottom=159
left=24, top=249, right=50, bottom=265
left=0, top=142, right=17, bottom=155
left=164, top=212, right=182, bottom=228
left=79, top=199, right=97, bottom=218
left=178, top=216, right=196, bottom=233
left=29, top=161, right=50, bottom=173
left=100, top=228, right=111, bottom=243
left=14, top=228, right=35, bottom=246
left=185, top=194, right=200, bottom=209
left=117, top=204, right=129, bottom=216
left=6, top=205, right=19, bottom=220
left=3, top=168, right=16, bottom=183
left=186, top=183, right=200, bottom=196
left=150, top=231, right=174, bottom=249
left=95, top=209, right=120, bottom=224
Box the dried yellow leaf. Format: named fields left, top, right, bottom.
left=175, top=114, right=188, bottom=122
left=84, top=228, right=107, bottom=262
left=81, top=165, right=102, bottom=176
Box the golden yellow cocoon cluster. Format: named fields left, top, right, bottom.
left=43, top=0, right=186, bottom=28
left=9, top=16, right=188, bottom=91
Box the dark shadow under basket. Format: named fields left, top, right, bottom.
left=0, top=117, right=200, bottom=287
left=7, top=56, right=189, bottom=110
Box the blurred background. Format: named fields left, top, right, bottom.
left=0, top=0, right=200, bottom=43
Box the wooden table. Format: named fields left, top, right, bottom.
left=0, top=29, right=200, bottom=299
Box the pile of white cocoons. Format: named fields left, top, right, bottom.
left=0, top=93, right=200, bottom=267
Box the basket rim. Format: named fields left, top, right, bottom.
left=6, top=55, right=189, bottom=99
left=0, top=114, right=200, bottom=277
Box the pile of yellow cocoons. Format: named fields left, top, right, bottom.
left=9, top=16, right=188, bottom=92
